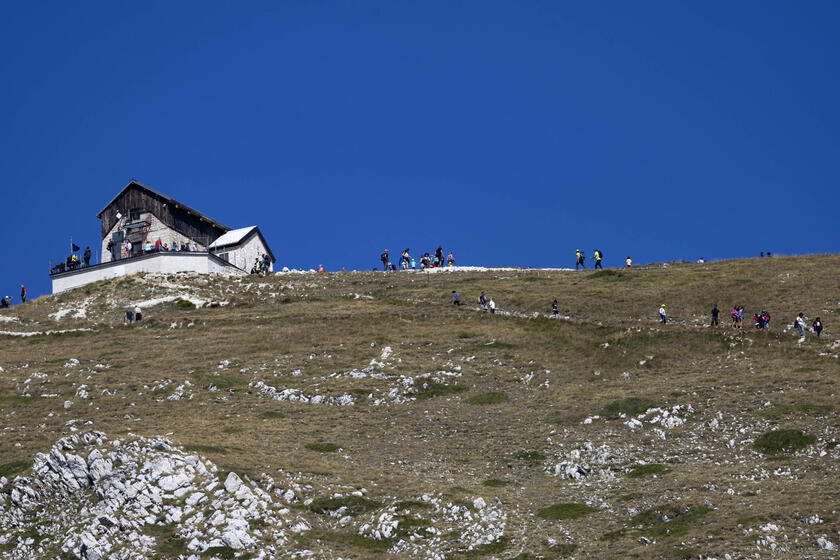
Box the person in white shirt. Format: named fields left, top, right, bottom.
left=795, top=313, right=806, bottom=336
left=134, top=306, right=142, bottom=322
left=489, top=299, right=496, bottom=314
left=659, top=305, right=667, bottom=324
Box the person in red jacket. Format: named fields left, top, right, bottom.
left=20, top=285, right=26, bottom=303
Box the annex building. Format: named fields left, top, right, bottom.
left=50, top=180, right=275, bottom=293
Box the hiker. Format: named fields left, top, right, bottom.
left=134, top=306, right=142, bottom=322
left=753, top=312, right=761, bottom=329
left=697, top=257, right=705, bottom=263
left=410, top=257, right=416, bottom=269
left=575, top=250, right=585, bottom=270
left=20, top=285, right=26, bottom=303
left=626, top=256, right=632, bottom=267
left=813, top=317, right=823, bottom=337
left=452, top=291, right=461, bottom=306
left=125, top=309, right=133, bottom=325
left=318, top=264, right=325, bottom=274
left=795, top=313, right=806, bottom=336
left=552, top=299, right=558, bottom=316
left=710, top=304, right=719, bottom=326
left=380, top=250, right=390, bottom=271
left=760, top=252, right=765, bottom=258
left=125, top=240, right=132, bottom=256
left=447, top=251, right=455, bottom=267
left=0, top=297, right=7, bottom=309
left=479, top=291, right=488, bottom=311
left=83, top=246, right=91, bottom=266
left=401, top=249, right=411, bottom=270
left=435, top=246, right=444, bottom=268
left=592, top=250, right=603, bottom=269
left=761, top=311, right=771, bottom=330
left=489, top=298, right=496, bottom=314
left=659, top=304, right=667, bottom=324
left=738, top=306, right=744, bottom=328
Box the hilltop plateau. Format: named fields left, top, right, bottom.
left=1, top=256, right=838, bottom=559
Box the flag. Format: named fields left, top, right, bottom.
left=72, top=243, right=80, bottom=252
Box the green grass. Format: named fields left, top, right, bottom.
left=482, top=478, right=510, bottom=487
left=310, top=530, right=390, bottom=551
left=414, top=381, right=468, bottom=400
left=753, top=429, right=815, bottom=455
left=183, top=444, right=227, bottom=455
left=0, top=460, right=29, bottom=477
left=308, top=495, right=382, bottom=515
left=627, top=463, right=670, bottom=478
left=305, top=442, right=341, bottom=453
left=759, top=403, right=833, bottom=419
left=259, top=411, right=286, bottom=419
left=600, top=397, right=658, bottom=417
left=174, top=298, right=195, bottom=309
left=537, top=503, right=596, bottom=520
left=630, top=504, right=711, bottom=539
left=513, top=450, right=546, bottom=462
left=467, top=392, right=510, bottom=405
left=587, top=269, right=628, bottom=281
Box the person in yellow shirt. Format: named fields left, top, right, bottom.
left=626, top=256, right=632, bottom=268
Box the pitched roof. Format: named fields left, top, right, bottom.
left=209, top=225, right=275, bottom=263
left=97, top=180, right=230, bottom=232
left=209, top=226, right=258, bottom=249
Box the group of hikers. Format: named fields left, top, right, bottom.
left=703, top=303, right=823, bottom=337
left=249, top=254, right=272, bottom=275
left=380, top=246, right=455, bottom=271
left=451, top=290, right=496, bottom=313
left=0, top=286, right=26, bottom=308
left=124, top=305, right=143, bottom=325
left=575, top=249, right=605, bottom=270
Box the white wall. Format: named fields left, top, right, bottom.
left=52, top=253, right=244, bottom=294
left=220, top=233, right=274, bottom=272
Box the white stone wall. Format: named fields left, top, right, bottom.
left=52, top=253, right=244, bottom=294
left=217, top=233, right=274, bottom=272
left=100, top=212, right=210, bottom=264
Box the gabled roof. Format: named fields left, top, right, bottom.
left=97, top=180, right=230, bottom=232
left=209, top=225, right=275, bottom=263
left=209, top=226, right=258, bottom=249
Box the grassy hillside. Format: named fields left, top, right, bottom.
left=1, top=255, right=839, bottom=559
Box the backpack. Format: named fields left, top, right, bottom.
left=597, top=250, right=603, bottom=259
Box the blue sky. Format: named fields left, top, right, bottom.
left=2, top=1, right=838, bottom=299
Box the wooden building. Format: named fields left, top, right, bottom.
left=98, top=180, right=232, bottom=263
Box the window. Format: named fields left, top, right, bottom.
left=219, top=253, right=229, bottom=262
left=130, top=208, right=144, bottom=222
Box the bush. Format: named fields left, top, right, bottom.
left=627, top=464, right=670, bottom=478
left=600, top=397, right=658, bottom=417
left=537, top=503, right=596, bottom=520
left=414, top=382, right=468, bottom=400
left=753, top=429, right=815, bottom=455
left=467, top=392, right=510, bottom=405
left=174, top=298, right=195, bottom=309
left=305, top=442, right=341, bottom=453
left=309, top=495, right=381, bottom=515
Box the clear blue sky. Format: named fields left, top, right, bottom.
left=2, top=1, right=838, bottom=299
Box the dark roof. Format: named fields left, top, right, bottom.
left=97, top=180, right=230, bottom=232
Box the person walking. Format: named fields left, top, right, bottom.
left=710, top=304, right=719, bottom=327
left=20, top=285, right=26, bottom=303
left=479, top=291, right=488, bottom=311
left=447, top=251, right=455, bottom=267
left=401, top=249, right=411, bottom=270
left=380, top=250, right=390, bottom=271
left=813, top=317, right=823, bottom=336
left=489, top=298, right=496, bottom=314
left=125, top=309, right=133, bottom=325
left=435, top=246, right=444, bottom=268
left=552, top=298, right=558, bottom=316
left=626, top=256, right=632, bottom=267
left=738, top=306, right=744, bottom=328
left=452, top=291, right=461, bottom=306
left=592, top=250, right=603, bottom=269
left=795, top=313, right=806, bottom=336
left=659, top=304, right=667, bottom=324
left=134, top=306, right=142, bottom=322
left=83, top=246, right=92, bottom=266
left=576, top=250, right=585, bottom=270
